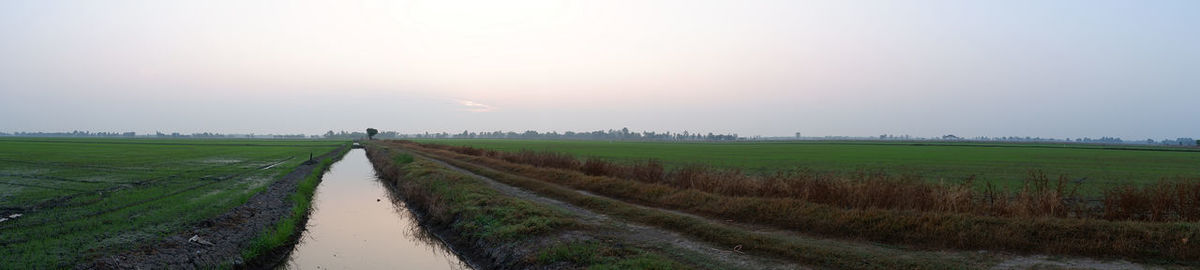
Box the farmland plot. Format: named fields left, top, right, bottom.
left=0, top=138, right=344, bottom=268
left=417, top=139, right=1200, bottom=193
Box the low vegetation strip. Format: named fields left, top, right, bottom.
left=364, top=144, right=687, bottom=269
left=393, top=140, right=1200, bottom=263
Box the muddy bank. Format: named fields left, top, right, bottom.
left=81, top=144, right=350, bottom=269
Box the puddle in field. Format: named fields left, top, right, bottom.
left=280, top=149, right=471, bottom=270
left=260, top=162, right=284, bottom=170
left=201, top=158, right=242, bottom=164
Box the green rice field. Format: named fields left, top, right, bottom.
left=0, top=138, right=346, bottom=267
left=415, top=139, right=1200, bottom=192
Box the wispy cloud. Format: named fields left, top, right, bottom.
left=457, top=99, right=495, bottom=112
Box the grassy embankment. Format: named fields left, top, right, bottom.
left=365, top=143, right=687, bottom=269
left=417, top=139, right=1200, bottom=194
left=398, top=140, right=1200, bottom=265
left=240, top=143, right=351, bottom=264
left=0, top=138, right=345, bottom=268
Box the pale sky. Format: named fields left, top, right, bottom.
left=1, top=0, right=1197, bottom=138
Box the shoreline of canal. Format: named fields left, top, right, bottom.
left=276, top=148, right=473, bottom=270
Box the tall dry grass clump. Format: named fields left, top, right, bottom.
left=1103, top=179, right=1200, bottom=221
left=500, top=150, right=580, bottom=170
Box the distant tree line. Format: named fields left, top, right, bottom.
left=1, top=131, right=138, bottom=137
left=322, top=130, right=370, bottom=139
left=320, top=128, right=739, bottom=141
left=0, top=131, right=315, bottom=139
left=1147, top=138, right=1198, bottom=146
left=960, top=136, right=1123, bottom=143
left=146, top=131, right=313, bottom=139
left=871, top=134, right=1130, bottom=144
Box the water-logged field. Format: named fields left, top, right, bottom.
left=0, top=138, right=344, bottom=267
left=417, top=139, right=1200, bottom=192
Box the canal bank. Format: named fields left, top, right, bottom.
left=280, top=148, right=470, bottom=269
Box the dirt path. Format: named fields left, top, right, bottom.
left=406, top=147, right=1168, bottom=270
left=79, top=146, right=348, bottom=269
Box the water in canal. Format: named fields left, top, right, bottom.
left=280, top=149, right=471, bottom=270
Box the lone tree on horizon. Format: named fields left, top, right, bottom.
left=366, top=128, right=378, bottom=140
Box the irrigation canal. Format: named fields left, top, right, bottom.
left=280, top=149, right=471, bottom=269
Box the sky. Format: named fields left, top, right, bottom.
left=1, top=0, right=1197, bottom=139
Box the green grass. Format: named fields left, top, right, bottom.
left=415, top=139, right=1200, bottom=193
left=0, top=138, right=346, bottom=268
left=536, top=240, right=681, bottom=270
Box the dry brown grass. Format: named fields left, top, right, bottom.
left=1104, top=179, right=1200, bottom=222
